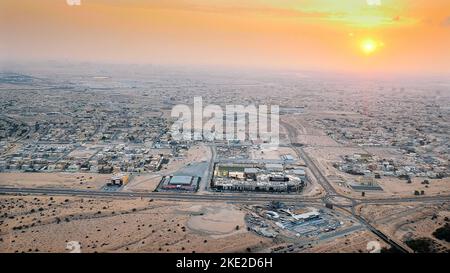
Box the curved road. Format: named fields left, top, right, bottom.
left=279, top=118, right=449, bottom=253
left=0, top=120, right=448, bottom=253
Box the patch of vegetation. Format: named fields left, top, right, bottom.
left=405, top=237, right=438, bottom=253
left=380, top=247, right=403, bottom=253
left=433, top=223, right=450, bottom=242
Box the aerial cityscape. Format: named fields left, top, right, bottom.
left=0, top=0, right=449, bottom=256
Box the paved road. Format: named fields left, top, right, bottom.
left=352, top=213, right=412, bottom=253
left=280, top=119, right=338, bottom=196
left=201, top=144, right=216, bottom=192
left=1, top=119, right=448, bottom=253
left=0, top=186, right=447, bottom=205
left=279, top=119, right=435, bottom=253
left=0, top=186, right=324, bottom=203
left=297, top=147, right=338, bottom=196
left=274, top=224, right=365, bottom=253
left=356, top=195, right=450, bottom=204
left=0, top=184, right=448, bottom=254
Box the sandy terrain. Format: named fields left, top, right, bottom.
left=376, top=177, right=450, bottom=196
left=65, top=148, right=98, bottom=159
left=303, top=146, right=369, bottom=196
left=0, top=172, right=109, bottom=190
left=123, top=144, right=212, bottom=192
left=299, top=230, right=388, bottom=253
left=364, top=147, right=404, bottom=160
left=303, top=146, right=450, bottom=199
left=186, top=204, right=246, bottom=238
left=124, top=174, right=161, bottom=192
left=281, top=114, right=450, bottom=200
left=0, top=144, right=211, bottom=193
left=162, top=144, right=211, bottom=175
left=249, top=146, right=303, bottom=164
left=281, top=115, right=340, bottom=146
left=357, top=202, right=450, bottom=252
left=0, top=195, right=270, bottom=253
left=301, top=168, right=325, bottom=197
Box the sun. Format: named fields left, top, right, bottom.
left=360, top=39, right=378, bottom=54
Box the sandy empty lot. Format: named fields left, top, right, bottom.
left=186, top=204, right=246, bottom=238
left=0, top=195, right=270, bottom=253
left=281, top=115, right=340, bottom=146
left=303, top=146, right=450, bottom=199
left=357, top=202, right=450, bottom=252
left=299, top=230, right=388, bottom=253
left=124, top=174, right=162, bottom=192
left=162, top=144, right=211, bottom=174
left=0, top=144, right=211, bottom=193
left=0, top=172, right=109, bottom=190
left=249, top=146, right=303, bottom=163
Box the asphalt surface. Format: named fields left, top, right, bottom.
left=279, top=119, right=449, bottom=253
left=0, top=186, right=323, bottom=203
left=0, top=186, right=447, bottom=204
left=1, top=120, right=448, bottom=253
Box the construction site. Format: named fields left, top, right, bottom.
left=245, top=202, right=356, bottom=246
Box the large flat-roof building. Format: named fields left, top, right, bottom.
left=212, top=163, right=305, bottom=193
left=158, top=175, right=200, bottom=192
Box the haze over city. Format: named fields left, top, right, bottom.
left=1, top=0, right=450, bottom=75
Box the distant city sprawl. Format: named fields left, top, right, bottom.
left=0, top=65, right=448, bottom=254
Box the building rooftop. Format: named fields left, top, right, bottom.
left=169, top=175, right=193, bottom=185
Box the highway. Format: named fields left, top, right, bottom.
left=1, top=183, right=447, bottom=254
left=280, top=119, right=337, bottom=196
left=279, top=119, right=447, bottom=253
left=273, top=224, right=365, bottom=253
left=0, top=186, right=447, bottom=205
left=0, top=186, right=323, bottom=204
left=0, top=119, right=448, bottom=253
left=352, top=213, right=412, bottom=253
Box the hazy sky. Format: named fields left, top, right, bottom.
left=1, top=0, right=450, bottom=76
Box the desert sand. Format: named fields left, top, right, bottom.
left=0, top=195, right=270, bottom=253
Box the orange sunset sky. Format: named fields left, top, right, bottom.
left=1, top=0, right=449, bottom=75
